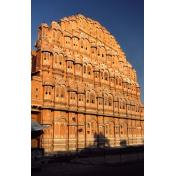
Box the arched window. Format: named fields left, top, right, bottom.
left=55, top=87, right=59, bottom=98
left=87, top=122, right=91, bottom=128
left=91, top=47, right=96, bottom=55
left=119, top=79, right=122, bottom=86
left=80, top=39, right=84, bottom=49
left=67, top=62, right=70, bottom=69
left=101, top=71, right=104, bottom=79
left=90, top=93, right=95, bottom=104
left=104, top=72, right=108, bottom=81
left=87, top=65, right=92, bottom=75
left=101, top=47, right=106, bottom=59
left=112, top=59, right=115, bottom=65
left=109, top=97, right=112, bottom=106
left=72, top=117, right=76, bottom=122
left=54, top=53, right=59, bottom=65
left=78, top=94, right=82, bottom=101
left=42, top=52, right=50, bottom=65
left=99, top=98, right=102, bottom=105
left=95, top=72, right=99, bottom=78
left=84, top=39, right=90, bottom=52
left=127, top=83, right=130, bottom=90
left=97, top=49, right=100, bottom=56
left=58, top=54, right=63, bottom=66
left=60, top=87, right=65, bottom=98
left=86, top=92, right=90, bottom=103
left=123, top=102, right=126, bottom=109
left=115, top=126, right=120, bottom=135
left=73, top=37, right=78, bottom=49
left=104, top=96, right=108, bottom=106
left=44, top=86, right=51, bottom=99
left=67, top=61, right=73, bottom=70
left=65, top=36, right=71, bottom=47
left=123, top=82, right=126, bottom=89
left=70, top=92, right=75, bottom=100
left=87, top=122, right=91, bottom=135
left=120, top=101, right=123, bottom=109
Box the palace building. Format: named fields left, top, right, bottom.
left=31, top=14, right=144, bottom=153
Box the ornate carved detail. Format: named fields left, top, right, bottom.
left=31, top=14, right=144, bottom=152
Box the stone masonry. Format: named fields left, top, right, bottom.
left=31, top=14, right=144, bottom=153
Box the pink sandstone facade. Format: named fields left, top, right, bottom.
left=31, top=14, right=144, bottom=153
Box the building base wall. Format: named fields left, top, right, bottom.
left=38, top=109, right=144, bottom=153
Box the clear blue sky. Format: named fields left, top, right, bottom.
left=32, top=0, right=144, bottom=102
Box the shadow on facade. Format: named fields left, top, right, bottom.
left=71, top=134, right=131, bottom=158
left=32, top=130, right=144, bottom=162
left=32, top=132, right=130, bottom=158
left=84, top=133, right=127, bottom=151
left=32, top=132, right=144, bottom=173
left=93, top=132, right=110, bottom=148
left=120, top=139, right=127, bottom=147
